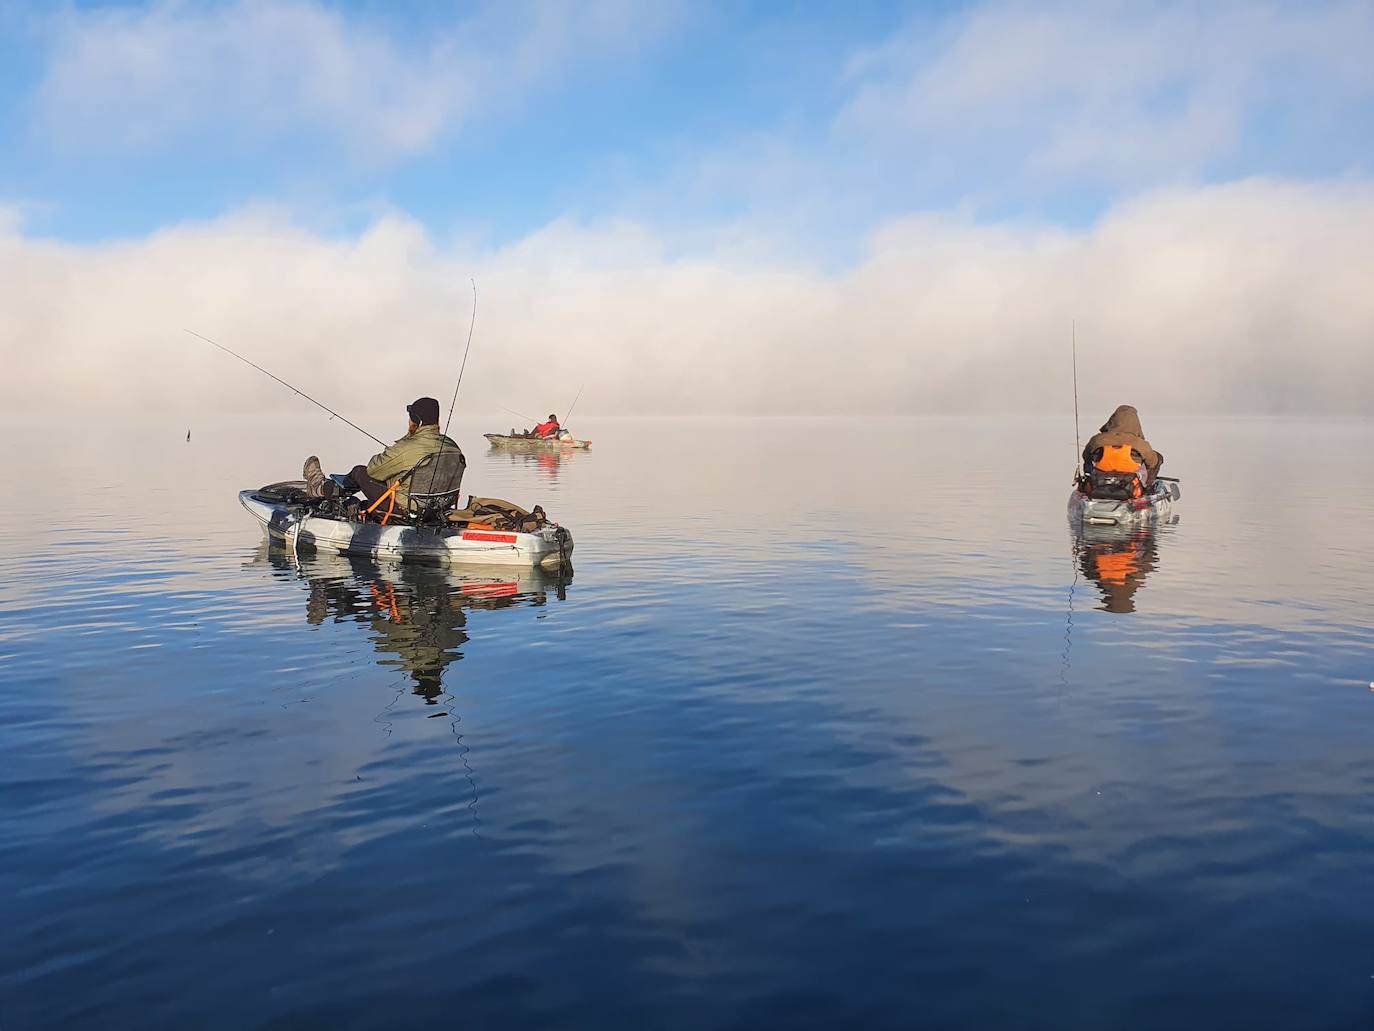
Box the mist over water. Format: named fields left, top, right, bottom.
left=2, top=415, right=1373, bottom=1028
left=5, top=179, right=1374, bottom=419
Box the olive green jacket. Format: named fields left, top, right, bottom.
left=365, top=425, right=462, bottom=509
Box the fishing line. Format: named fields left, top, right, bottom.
left=185, top=329, right=386, bottom=446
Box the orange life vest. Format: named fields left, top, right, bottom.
left=1096, top=443, right=1142, bottom=474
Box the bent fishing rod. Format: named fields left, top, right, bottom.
left=185, top=329, right=387, bottom=446
left=441, top=279, right=478, bottom=439
left=423, top=279, right=478, bottom=496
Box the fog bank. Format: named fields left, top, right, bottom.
left=2, top=178, right=1370, bottom=417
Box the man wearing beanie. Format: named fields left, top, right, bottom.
left=303, top=396, right=462, bottom=511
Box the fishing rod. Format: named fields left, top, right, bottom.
left=499, top=405, right=539, bottom=425
left=184, top=329, right=386, bottom=446
left=1071, top=319, right=1081, bottom=482
left=423, top=280, right=478, bottom=497
left=563, top=383, right=585, bottom=430
left=442, top=279, right=478, bottom=439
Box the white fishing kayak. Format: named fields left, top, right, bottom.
left=484, top=433, right=592, bottom=450
left=240, top=487, right=573, bottom=569
left=1068, top=479, right=1180, bottom=527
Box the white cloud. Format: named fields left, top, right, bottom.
left=32, top=0, right=683, bottom=160
left=2, top=178, right=1371, bottom=417
left=839, top=1, right=1374, bottom=189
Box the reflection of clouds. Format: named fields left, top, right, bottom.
left=47, top=548, right=565, bottom=879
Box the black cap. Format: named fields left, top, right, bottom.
left=407, top=397, right=441, bottom=426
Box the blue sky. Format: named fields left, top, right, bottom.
left=2, top=2, right=1373, bottom=418
left=3, top=0, right=1369, bottom=250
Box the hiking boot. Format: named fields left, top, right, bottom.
left=303, top=456, right=328, bottom=497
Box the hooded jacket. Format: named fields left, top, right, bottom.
left=1082, top=405, right=1162, bottom=476
left=364, top=424, right=463, bottom=510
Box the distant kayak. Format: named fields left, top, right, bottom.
left=1068, top=478, right=1180, bottom=527
left=485, top=433, right=592, bottom=450
left=240, top=482, right=573, bottom=570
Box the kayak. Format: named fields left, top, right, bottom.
left=239, top=483, right=573, bottom=569
left=1068, top=478, right=1180, bottom=527
left=485, top=433, right=592, bottom=450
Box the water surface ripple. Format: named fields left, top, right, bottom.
left=2, top=416, right=1372, bottom=1028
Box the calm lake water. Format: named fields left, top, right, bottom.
left=3, top=415, right=1373, bottom=1029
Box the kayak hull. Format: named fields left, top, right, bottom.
left=239, top=490, right=573, bottom=570
left=1068, top=481, right=1179, bottom=527
left=485, top=433, right=592, bottom=451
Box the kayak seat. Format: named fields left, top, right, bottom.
left=404, top=448, right=467, bottom=523
left=1085, top=469, right=1143, bottom=500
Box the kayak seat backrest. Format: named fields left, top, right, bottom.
left=405, top=449, right=467, bottom=518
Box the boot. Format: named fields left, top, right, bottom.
left=303, top=456, right=328, bottom=497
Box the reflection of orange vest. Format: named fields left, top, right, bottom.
left=1094, top=550, right=1139, bottom=585
left=1096, top=444, right=1141, bottom=473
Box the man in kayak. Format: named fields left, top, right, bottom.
left=510, top=414, right=561, bottom=439
left=1081, top=404, right=1163, bottom=488
left=303, top=396, right=462, bottom=509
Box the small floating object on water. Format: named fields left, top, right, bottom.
left=427, top=711, right=449, bottom=718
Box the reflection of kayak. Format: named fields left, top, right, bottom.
left=239, top=485, right=573, bottom=569
left=484, top=433, right=592, bottom=450
left=255, top=545, right=568, bottom=603
left=1067, top=479, right=1180, bottom=527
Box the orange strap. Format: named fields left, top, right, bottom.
left=364, top=481, right=401, bottom=525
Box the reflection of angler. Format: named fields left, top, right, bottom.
left=271, top=550, right=569, bottom=839
left=1078, top=528, right=1160, bottom=614
left=291, top=553, right=563, bottom=695
left=306, top=573, right=470, bottom=701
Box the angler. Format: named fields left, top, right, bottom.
left=303, top=396, right=462, bottom=515
left=1081, top=404, right=1164, bottom=492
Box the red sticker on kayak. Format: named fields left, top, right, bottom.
left=462, top=531, right=518, bottom=543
